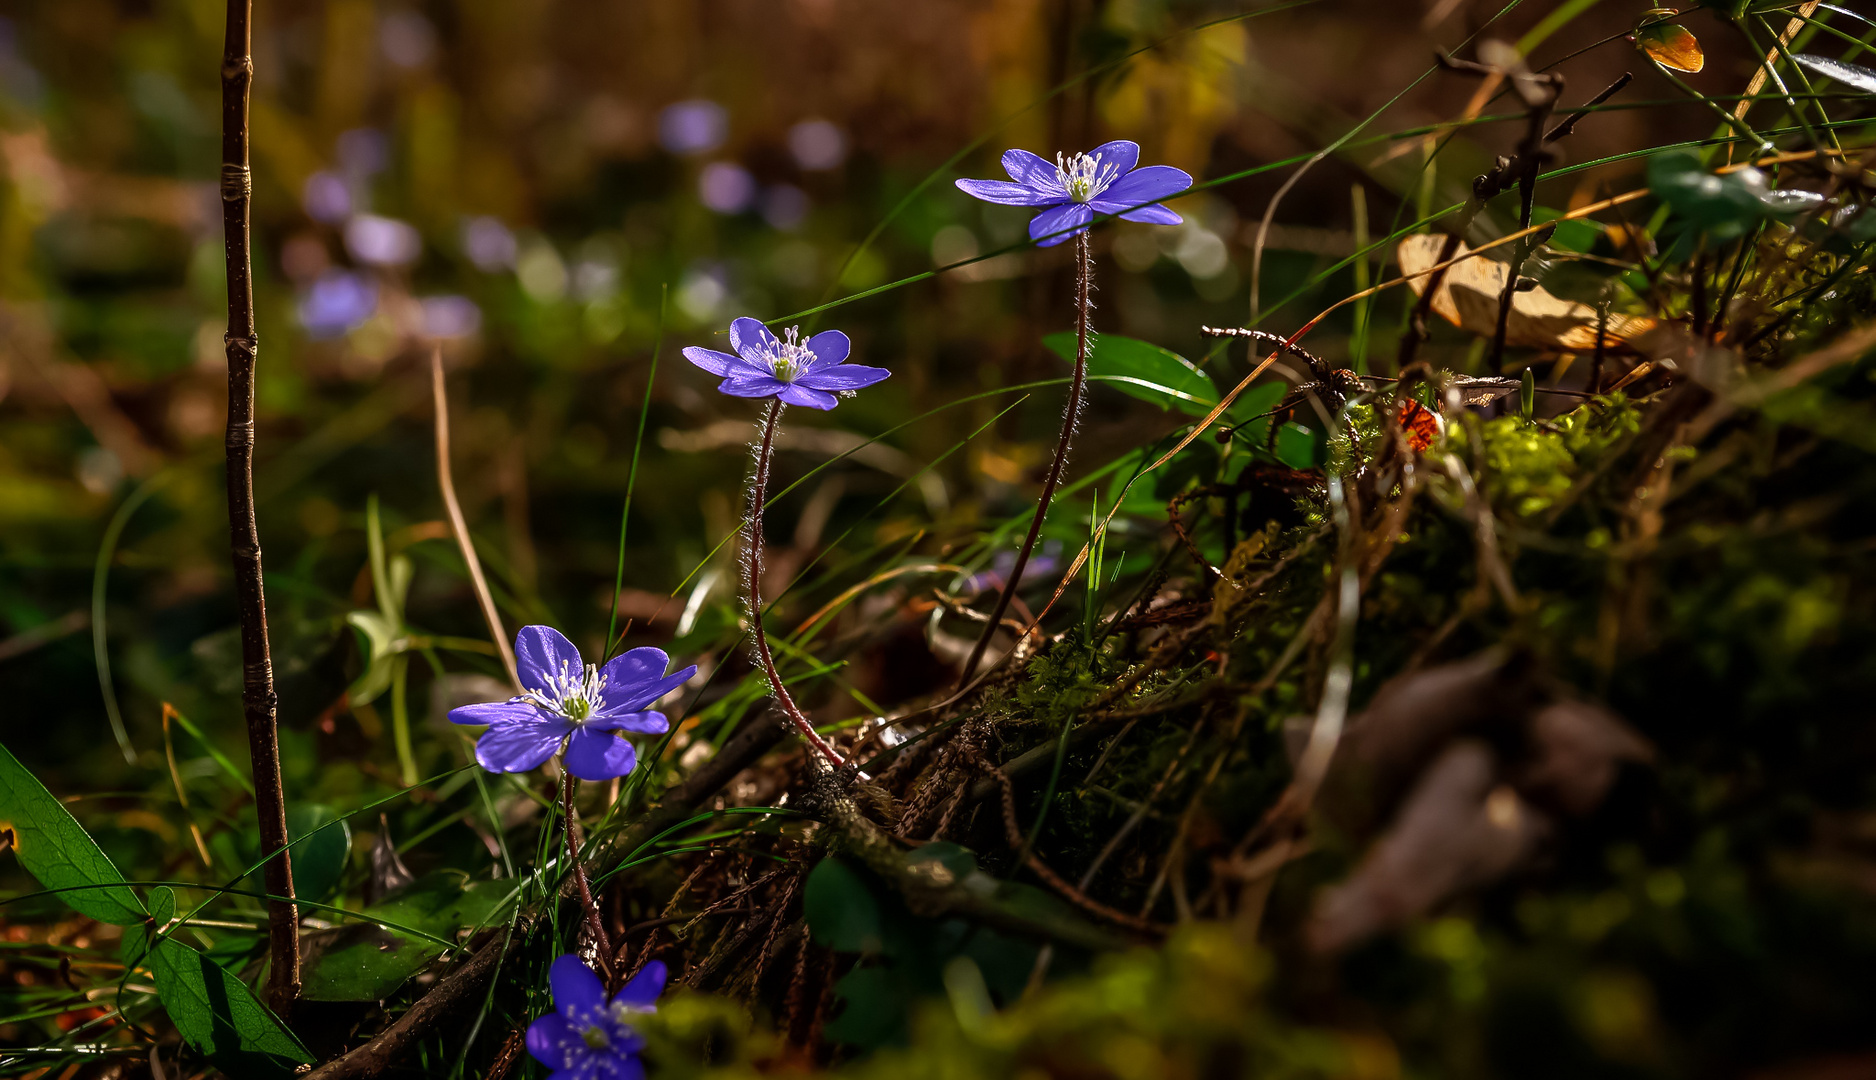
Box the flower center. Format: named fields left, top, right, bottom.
left=1055, top=151, right=1120, bottom=203
left=580, top=1024, right=610, bottom=1050
left=523, top=659, right=607, bottom=724
left=765, top=326, right=815, bottom=383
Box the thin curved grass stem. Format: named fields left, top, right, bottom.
left=958, top=230, right=1094, bottom=685
left=747, top=399, right=848, bottom=768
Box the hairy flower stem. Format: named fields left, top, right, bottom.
left=748, top=399, right=847, bottom=768
left=959, top=230, right=1094, bottom=685
left=220, top=0, right=298, bottom=1011
left=561, top=773, right=615, bottom=985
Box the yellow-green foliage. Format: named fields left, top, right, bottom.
left=638, top=926, right=1401, bottom=1080
left=1473, top=399, right=1640, bottom=517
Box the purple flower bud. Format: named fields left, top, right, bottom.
left=461, top=216, right=518, bottom=271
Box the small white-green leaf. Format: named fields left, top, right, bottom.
left=1792, top=53, right=1876, bottom=94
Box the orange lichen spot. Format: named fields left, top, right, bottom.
left=1398, top=399, right=1442, bottom=454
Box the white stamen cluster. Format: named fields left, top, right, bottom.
left=523, top=658, right=608, bottom=722
left=762, top=326, right=816, bottom=383
left=1056, top=151, right=1121, bottom=203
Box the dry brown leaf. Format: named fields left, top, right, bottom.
left=1397, top=233, right=1657, bottom=352
left=1308, top=740, right=1548, bottom=953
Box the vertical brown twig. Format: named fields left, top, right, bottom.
left=748, top=399, right=847, bottom=768
left=220, top=0, right=298, bottom=1011
left=959, top=229, right=1093, bottom=684
left=431, top=348, right=520, bottom=690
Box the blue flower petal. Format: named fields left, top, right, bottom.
left=777, top=383, right=839, bottom=410
left=954, top=178, right=1062, bottom=206
left=526, top=1012, right=581, bottom=1070
left=1087, top=165, right=1192, bottom=213
left=729, top=316, right=779, bottom=359
left=1029, top=202, right=1094, bottom=246
left=1001, top=148, right=1066, bottom=196
left=718, top=375, right=785, bottom=398
left=447, top=699, right=538, bottom=727
left=681, top=346, right=752, bottom=378
left=1086, top=139, right=1140, bottom=176
left=563, top=727, right=637, bottom=781
left=587, top=709, right=669, bottom=735
left=598, top=647, right=695, bottom=713
left=804, top=329, right=850, bottom=365
left=515, top=625, right=584, bottom=696
left=1116, top=204, right=1182, bottom=225
left=551, top=955, right=608, bottom=1018
left=613, top=960, right=669, bottom=1011
left=474, top=716, right=570, bottom=773
left=798, top=364, right=890, bottom=392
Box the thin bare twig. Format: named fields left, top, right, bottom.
left=219, top=0, right=297, bottom=1011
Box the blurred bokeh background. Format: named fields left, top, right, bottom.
left=0, top=0, right=1757, bottom=796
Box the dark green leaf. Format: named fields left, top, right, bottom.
left=1043, top=332, right=1219, bottom=417
left=0, top=741, right=146, bottom=926
left=804, top=857, right=886, bottom=955
left=298, top=871, right=512, bottom=1001
left=1275, top=422, right=1324, bottom=470
left=145, top=932, right=311, bottom=1076
left=284, top=804, right=351, bottom=903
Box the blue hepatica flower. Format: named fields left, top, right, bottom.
left=682, top=317, right=889, bottom=410
left=955, top=140, right=1193, bottom=246
left=527, top=954, right=666, bottom=1080
left=448, top=626, right=696, bottom=781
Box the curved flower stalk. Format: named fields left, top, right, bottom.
left=527, top=954, right=667, bottom=1079
left=684, top=318, right=890, bottom=768
left=953, top=141, right=1192, bottom=683
left=452, top=625, right=696, bottom=973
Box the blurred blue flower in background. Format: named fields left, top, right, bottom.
left=298, top=271, right=377, bottom=338
left=660, top=98, right=727, bottom=155
left=956, top=140, right=1191, bottom=246
left=761, top=184, right=809, bottom=230
left=788, top=118, right=846, bottom=170
left=303, top=171, right=352, bottom=224
left=419, top=295, right=481, bottom=339
left=345, top=214, right=421, bottom=267
left=699, top=162, right=756, bottom=214
left=462, top=216, right=518, bottom=272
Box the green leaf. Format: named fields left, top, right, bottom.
left=1043, top=332, right=1220, bottom=418
left=1275, top=422, right=1324, bottom=470
left=299, top=871, right=513, bottom=1001
left=804, top=857, right=886, bottom=955
left=284, top=804, right=351, bottom=903
left=345, top=610, right=399, bottom=705
left=0, top=741, right=146, bottom=925
left=144, top=932, right=311, bottom=1075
